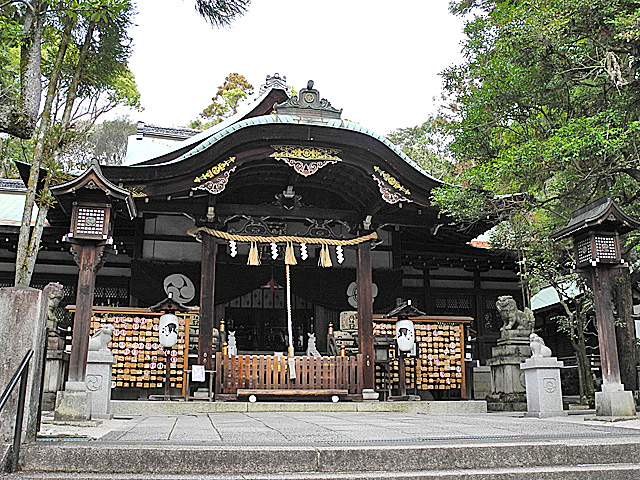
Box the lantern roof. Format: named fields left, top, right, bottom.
left=149, top=295, right=189, bottom=313
left=552, top=197, right=640, bottom=240
left=383, top=299, right=426, bottom=319
left=51, top=159, right=137, bottom=220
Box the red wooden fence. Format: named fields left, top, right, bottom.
left=215, top=353, right=362, bottom=395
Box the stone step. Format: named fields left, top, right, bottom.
left=4, top=464, right=640, bottom=480
left=15, top=438, right=640, bottom=476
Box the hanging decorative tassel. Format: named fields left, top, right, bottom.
left=300, top=243, right=308, bottom=260
left=247, top=241, right=260, bottom=266
left=285, top=242, right=297, bottom=265
left=318, top=244, right=332, bottom=268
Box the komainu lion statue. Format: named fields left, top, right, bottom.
left=88, top=324, right=114, bottom=351
left=306, top=333, right=321, bottom=357
left=496, top=296, right=535, bottom=332
left=529, top=333, right=552, bottom=358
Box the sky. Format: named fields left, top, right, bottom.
left=125, top=0, right=466, bottom=136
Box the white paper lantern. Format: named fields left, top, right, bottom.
left=159, top=313, right=179, bottom=348
left=395, top=319, right=415, bottom=352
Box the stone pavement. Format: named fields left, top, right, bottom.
left=5, top=409, right=640, bottom=479
left=38, top=409, right=640, bottom=445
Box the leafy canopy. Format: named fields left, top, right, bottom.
left=432, top=0, right=640, bottom=246
left=189, top=73, right=253, bottom=129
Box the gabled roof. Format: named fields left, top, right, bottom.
left=552, top=197, right=640, bottom=240
left=51, top=160, right=137, bottom=220
left=383, top=299, right=427, bottom=318
left=130, top=73, right=291, bottom=167
left=0, top=180, right=44, bottom=227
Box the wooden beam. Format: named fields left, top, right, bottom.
left=199, top=234, right=218, bottom=369
left=357, top=241, right=375, bottom=391
left=587, top=267, right=622, bottom=386
left=68, top=244, right=106, bottom=383
left=216, top=203, right=362, bottom=223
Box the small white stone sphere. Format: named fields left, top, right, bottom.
left=249, top=395, right=257, bottom=403
left=331, top=395, right=339, bottom=403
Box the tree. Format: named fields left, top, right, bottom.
left=0, top=0, right=251, bottom=139
left=59, top=116, right=137, bottom=170
left=14, top=0, right=142, bottom=286
left=431, top=0, right=640, bottom=392
left=386, top=115, right=454, bottom=179
left=0, top=135, right=32, bottom=177
left=6, top=0, right=252, bottom=287
left=188, top=73, right=253, bottom=129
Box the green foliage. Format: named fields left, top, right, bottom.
left=0, top=135, right=32, bottom=177
left=434, top=0, right=640, bottom=243
left=189, top=73, right=253, bottom=129
left=194, top=0, right=250, bottom=28
left=58, top=116, right=136, bottom=171
left=430, top=0, right=640, bottom=396
left=386, top=115, right=455, bottom=179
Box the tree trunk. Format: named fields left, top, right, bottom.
left=0, top=1, right=46, bottom=139
left=574, top=320, right=595, bottom=400
left=14, top=15, right=78, bottom=286
left=613, top=268, right=638, bottom=391
left=59, top=21, right=96, bottom=130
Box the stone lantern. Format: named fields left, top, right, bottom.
left=552, top=197, right=640, bottom=416
left=51, top=160, right=136, bottom=420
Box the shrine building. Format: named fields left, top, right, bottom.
left=3, top=74, right=522, bottom=401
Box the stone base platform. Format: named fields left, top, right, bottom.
left=111, top=399, right=488, bottom=416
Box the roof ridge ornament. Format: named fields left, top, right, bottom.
left=259, top=73, right=292, bottom=96
left=274, top=80, right=342, bottom=119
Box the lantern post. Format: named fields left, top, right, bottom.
left=552, top=197, right=639, bottom=417
left=383, top=299, right=426, bottom=401
left=150, top=295, right=189, bottom=400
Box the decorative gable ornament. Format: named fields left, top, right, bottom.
left=274, top=80, right=342, bottom=119
left=372, top=166, right=413, bottom=204
left=270, top=145, right=341, bottom=176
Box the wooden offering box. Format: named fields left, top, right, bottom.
left=70, top=306, right=196, bottom=397
left=373, top=315, right=471, bottom=398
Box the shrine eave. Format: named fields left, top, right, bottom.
left=137, top=114, right=440, bottom=184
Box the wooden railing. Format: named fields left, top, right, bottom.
left=215, top=353, right=362, bottom=395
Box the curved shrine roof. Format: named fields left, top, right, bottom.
left=97, top=76, right=489, bottom=243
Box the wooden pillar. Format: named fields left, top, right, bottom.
left=199, top=233, right=217, bottom=369
left=68, top=244, right=105, bottom=384
left=357, top=241, right=375, bottom=390
left=588, top=267, right=622, bottom=386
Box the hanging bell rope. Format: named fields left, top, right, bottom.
left=189, top=227, right=377, bottom=246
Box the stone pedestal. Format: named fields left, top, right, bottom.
left=520, top=356, right=566, bottom=418
left=86, top=350, right=115, bottom=419
left=472, top=365, right=491, bottom=400
left=43, top=335, right=69, bottom=411
left=487, top=331, right=531, bottom=393
left=54, top=381, right=91, bottom=421
left=362, top=388, right=380, bottom=401
left=595, top=382, right=637, bottom=417
left=486, top=330, right=531, bottom=411
left=0, top=285, right=58, bottom=443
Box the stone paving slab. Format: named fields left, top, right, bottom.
left=38, top=410, right=640, bottom=445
